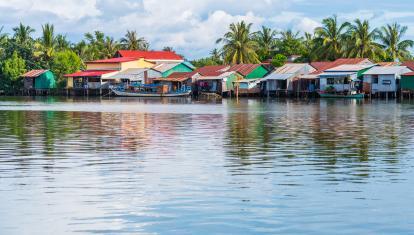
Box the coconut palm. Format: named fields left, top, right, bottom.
left=216, top=21, right=260, bottom=64
left=84, top=31, right=106, bottom=60
left=56, top=34, right=70, bottom=51
left=120, top=30, right=149, bottom=50
left=12, top=23, right=35, bottom=45
left=377, top=23, right=414, bottom=61
left=347, top=19, right=384, bottom=61
left=34, top=23, right=56, bottom=60
left=315, top=15, right=351, bottom=60
left=102, top=36, right=119, bottom=59
left=254, top=26, right=278, bottom=60
left=0, top=26, right=8, bottom=57
left=163, top=46, right=174, bottom=52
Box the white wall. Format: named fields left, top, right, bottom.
left=364, top=74, right=397, bottom=93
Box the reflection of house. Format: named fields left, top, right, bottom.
left=22, top=70, right=56, bottom=90
left=319, top=64, right=374, bottom=92
left=153, top=72, right=199, bottom=93
left=363, top=66, right=411, bottom=96
left=153, top=62, right=195, bottom=77
left=261, top=63, right=316, bottom=94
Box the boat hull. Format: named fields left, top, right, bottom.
left=112, top=89, right=191, bottom=97
left=318, top=92, right=365, bottom=99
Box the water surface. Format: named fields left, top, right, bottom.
left=0, top=97, right=413, bottom=234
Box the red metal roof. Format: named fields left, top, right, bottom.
left=64, top=70, right=117, bottom=77
left=116, top=50, right=183, bottom=60
left=195, top=65, right=229, bottom=76
left=310, top=62, right=332, bottom=71
left=167, top=72, right=197, bottom=78
left=401, top=61, right=414, bottom=71
left=87, top=57, right=138, bottom=63
left=228, top=64, right=263, bottom=76
left=402, top=71, right=414, bottom=76
left=21, top=70, right=48, bottom=78
left=310, top=58, right=372, bottom=75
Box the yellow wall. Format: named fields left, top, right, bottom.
left=66, top=77, right=73, bottom=88
left=85, top=59, right=155, bottom=71
left=86, top=63, right=121, bottom=70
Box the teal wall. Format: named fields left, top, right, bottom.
left=226, top=74, right=239, bottom=91
left=401, top=75, right=414, bottom=90
left=245, top=66, right=269, bottom=79
left=35, top=71, right=56, bottom=89
left=162, top=63, right=193, bottom=77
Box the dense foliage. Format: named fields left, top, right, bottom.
left=1, top=15, right=413, bottom=90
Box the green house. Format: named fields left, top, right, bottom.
left=22, top=70, right=57, bottom=89
left=229, top=64, right=270, bottom=79
left=154, top=62, right=195, bottom=78
left=401, top=72, right=414, bottom=91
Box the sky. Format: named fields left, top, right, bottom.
left=1, top=0, right=414, bottom=59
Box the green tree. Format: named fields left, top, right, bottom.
left=348, top=19, right=384, bottom=61
left=378, top=23, right=414, bottom=62
left=12, top=23, right=35, bottom=46
left=56, top=34, right=70, bottom=51
left=217, top=21, right=260, bottom=64
left=51, top=50, right=82, bottom=88
left=271, top=54, right=287, bottom=67
left=0, top=51, right=26, bottom=90
left=102, top=36, right=119, bottom=59
left=315, top=15, right=351, bottom=60
left=34, top=23, right=56, bottom=66
left=120, top=30, right=149, bottom=50
left=0, top=26, right=8, bottom=58
left=254, top=26, right=278, bottom=60
left=277, top=30, right=303, bottom=56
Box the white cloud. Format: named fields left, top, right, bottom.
left=0, top=0, right=101, bottom=20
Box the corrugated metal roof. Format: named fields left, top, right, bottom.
left=319, top=71, right=357, bottom=77
left=325, top=64, right=373, bottom=72
left=264, top=73, right=295, bottom=80
left=153, top=63, right=181, bottom=73
left=21, top=70, right=48, bottom=78
left=64, top=70, right=117, bottom=77
left=198, top=71, right=235, bottom=80
left=167, top=72, right=197, bottom=78
left=275, top=63, right=311, bottom=74
left=310, top=58, right=373, bottom=75
left=106, top=68, right=149, bottom=80
left=310, top=62, right=332, bottom=71
left=195, top=65, right=230, bottom=76
left=403, top=71, right=414, bottom=76
left=116, top=50, right=184, bottom=61
left=401, top=61, right=414, bottom=71
left=228, top=64, right=262, bottom=76
left=363, top=66, right=411, bottom=75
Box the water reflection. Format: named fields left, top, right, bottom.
left=0, top=97, right=413, bottom=234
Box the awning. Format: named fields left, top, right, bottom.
left=153, top=77, right=190, bottom=82
left=64, top=70, right=117, bottom=77
left=263, top=73, right=295, bottom=81
left=105, top=68, right=148, bottom=81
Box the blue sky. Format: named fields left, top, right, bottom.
left=1, top=0, right=414, bottom=59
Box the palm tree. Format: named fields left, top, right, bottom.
left=56, top=34, right=70, bottom=51
left=35, top=23, right=56, bottom=60
left=315, top=15, right=351, bottom=60
left=84, top=31, right=106, bottom=60
left=102, top=36, right=119, bottom=59
left=216, top=21, right=260, bottom=64
left=378, top=23, right=414, bottom=61
left=210, top=48, right=222, bottom=63
left=120, top=30, right=149, bottom=50
left=254, top=26, right=278, bottom=60
left=0, top=26, right=8, bottom=57
left=12, top=23, right=35, bottom=45
left=348, top=19, right=384, bottom=61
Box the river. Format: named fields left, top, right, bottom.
left=0, top=97, right=413, bottom=234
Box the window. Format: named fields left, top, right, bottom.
left=327, top=78, right=335, bottom=85
left=372, top=75, right=379, bottom=84
left=382, top=80, right=391, bottom=85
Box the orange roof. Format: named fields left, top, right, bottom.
left=195, top=65, right=229, bottom=76
left=402, top=71, right=414, bottom=76
left=228, top=64, right=263, bottom=76
left=87, top=57, right=138, bottom=63
left=167, top=72, right=197, bottom=78
left=378, top=62, right=400, bottom=67
left=116, top=50, right=183, bottom=61
left=310, top=62, right=332, bottom=71
left=21, top=70, right=48, bottom=78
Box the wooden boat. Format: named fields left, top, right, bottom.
left=111, top=85, right=191, bottom=97
left=318, top=92, right=364, bottom=99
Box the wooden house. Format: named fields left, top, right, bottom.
left=401, top=72, right=414, bottom=94
left=262, top=63, right=316, bottom=95
left=362, top=66, right=411, bottom=96
left=153, top=72, right=199, bottom=93
left=319, top=64, right=374, bottom=93
left=229, top=64, right=270, bottom=95
left=21, top=70, right=56, bottom=90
